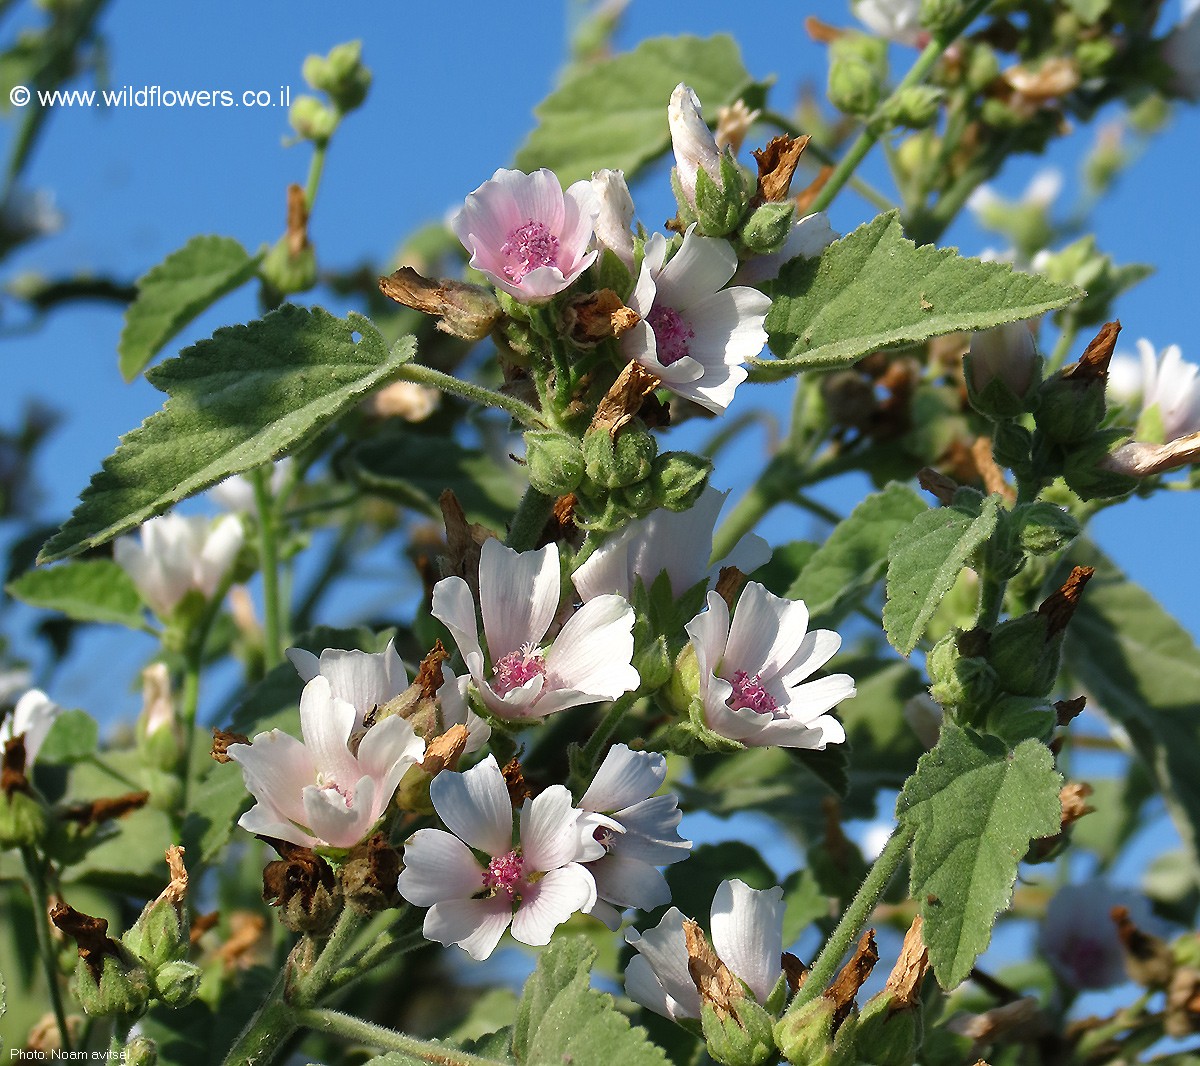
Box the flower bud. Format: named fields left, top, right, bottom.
left=288, top=94, right=338, bottom=144
left=151, top=960, right=201, bottom=1008
left=0, top=767, right=49, bottom=848
left=261, top=234, right=317, bottom=296
left=774, top=997, right=857, bottom=1066
left=582, top=424, right=657, bottom=489
left=983, top=695, right=1056, bottom=746
left=695, top=153, right=752, bottom=238
left=701, top=997, right=778, bottom=1066
left=986, top=613, right=1060, bottom=698
left=591, top=168, right=636, bottom=272
left=965, top=322, right=1041, bottom=419
left=881, top=85, right=944, bottom=129
left=124, top=1036, right=158, bottom=1066
left=926, top=630, right=998, bottom=720
left=650, top=451, right=711, bottom=512
left=919, top=0, right=965, bottom=33
left=665, top=643, right=703, bottom=717
left=378, top=267, right=501, bottom=341
left=828, top=36, right=887, bottom=116
left=304, top=41, right=371, bottom=113
left=739, top=202, right=795, bottom=256
left=669, top=83, right=723, bottom=210
left=74, top=952, right=152, bottom=1018
left=1013, top=501, right=1080, bottom=556
left=618, top=477, right=658, bottom=515
left=964, top=43, right=1001, bottom=93
left=525, top=431, right=585, bottom=495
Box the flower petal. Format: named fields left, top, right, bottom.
left=510, top=864, right=596, bottom=946
left=227, top=730, right=314, bottom=827
left=580, top=744, right=665, bottom=813
left=430, top=755, right=514, bottom=857
left=431, top=575, right=485, bottom=680
left=520, top=785, right=583, bottom=871
left=480, top=539, right=560, bottom=661
left=654, top=227, right=736, bottom=311
left=302, top=776, right=376, bottom=849
left=723, top=583, right=811, bottom=683
left=625, top=908, right=700, bottom=1020
left=297, top=676, right=359, bottom=786
left=592, top=853, right=671, bottom=912
left=397, top=828, right=484, bottom=906
left=544, top=595, right=638, bottom=701
left=711, top=879, right=784, bottom=1004
left=425, top=897, right=512, bottom=961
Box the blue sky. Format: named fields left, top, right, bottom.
left=1, top=0, right=1198, bottom=716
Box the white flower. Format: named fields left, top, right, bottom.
left=397, top=754, right=597, bottom=960
left=451, top=168, right=599, bottom=302
left=1106, top=339, right=1200, bottom=443
left=431, top=539, right=639, bottom=721
left=576, top=744, right=691, bottom=929
left=1038, top=883, right=1153, bottom=990
left=434, top=663, right=492, bottom=753
left=1164, top=0, right=1200, bottom=100
left=114, top=513, right=244, bottom=617
left=968, top=169, right=1062, bottom=225
left=852, top=0, right=926, bottom=45
left=967, top=321, right=1039, bottom=396
left=685, top=582, right=854, bottom=749
left=209, top=459, right=292, bottom=513
left=625, top=879, right=784, bottom=1021
left=228, top=675, right=424, bottom=850
left=1, top=690, right=62, bottom=766
left=623, top=227, right=771, bottom=414
left=591, top=169, right=636, bottom=272
left=286, top=641, right=408, bottom=731
left=734, top=213, right=838, bottom=286
left=572, top=484, right=769, bottom=603
left=668, top=84, right=723, bottom=209
left=139, top=663, right=176, bottom=740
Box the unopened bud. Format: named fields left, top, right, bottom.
left=124, top=1036, right=157, bottom=1066
left=740, top=201, right=795, bottom=256
left=304, top=41, right=371, bottom=113
left=288, top=94, right=338, bottom=144
left=828, top=35, right=887, bottom=116
left=919, top=0, right=966, bottom=33
left=75, top=952, right=152, bottom=1017
left=965, top=322, right=1041, bottom=419
left=261, top=234, right=317, bottom=296
left=986, top=613, right=1059, bottom=698
left=123, top=847, right=190, bottom=972
left=1013, top=501, right=1080, bottom=556
left=650, top=450, right=711, bottom=511
left=669, top=83, right=723, bottom=211
left=701, top=998, right=778, bottom=1066
left=983, top=695, right=1056, bottom=746
left=1063, top=430, right=1139, bottom=501
left=854, top=916, right=928, bottom=1066
left=0, top=784, right=49, bottom=847
left=525, top=431, right=585, bottom=495
left=882, top=85, right=944, bottom=128
left=591, top=169, right=636, bottom=272
left=152, top=960, right=201, bottom=1007
left=582, top=423, right=657, bottom=489
left=695, top=153, right=752, bottom=238
left=926, top=630, right=997, bottom=720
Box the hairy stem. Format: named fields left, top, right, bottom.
left=395, top=362, right=547, bottom=428
left=505, top=486, right=556, bottom=551
left=22, top=848, right=71, bottom=1053
left=297, top=1008, right=507, bottom=1066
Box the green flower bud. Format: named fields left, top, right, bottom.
left=984, top=695, right=1056, bottom=746
left=74, top=953, right=151, bottom=1018
left=695, top=153, right=752, bottom=238
left=288, top=94, right=338, bottom=144
left=701, top=996, right=778, bottom=1066
left=525, top=431, right=584, bottom=495
left=650, top=451, right=711, bottom=512
left=151, top=960, right=201, bottom=1008
left=740, top=202, right=795, bottom=256
left=665, top=642, right=702, bottom=717
left=964, top=43, right=1001, bottom=93
left=919, top=0, right=966, bottom=32
left=986, top=613, right=1060, bottom=698
left=774, top=998, right=858, bottom=1066
left=882, top=86, right=944, bottom=129
left=320, top=41, right=372, bottom=113
left=124, top=1036, right=158, bottom=1066
left=854, top=991, right=922, bottom=1066
left=980, top=97, right=1024, bottom=130
left=122, top=899, right=185, bottom=974
left=261, top=235, right=317, bottom=296
left=992, top=421, right=1033, bottom=477
left=1013, top=501, right=1080, bottom=556
left=572, top=493, right=627, bottom=534
left=828, top=54, right=882, bottom=116
left=0, top=788, right=49, bottom=848
left=965, top=323, right=1042, bottom=420
left=926, top=630, right=998, bottom=721
left=1062, top=432, right=1139, bottom=501
left=618, top=477, right=658, bottom=515
left=1035, top=369, right=1109, bottom=444
left=582, top=424, right=657, bottom=489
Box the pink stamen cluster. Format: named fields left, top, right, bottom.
left=501, top=220, right=560, bottom=282
left=483, top=849, right=524, bottom=899
left=492, top=642, right=547, bottom=696
left=646, top=305, right=695, bottom=366
left=728, top=670, right=778, bottom=714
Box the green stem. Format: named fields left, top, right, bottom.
left=505, top=486, right=556, bottom=551
left=329, top=926, right=426, bottom=993
left=394, top=362, right=547, bottom=428
left=293, top=908, right=367, bottom=1006
left=296, top=1008, right=507, bottom=1066
left=21, top=847, right=71, bottom=1053
left=222, top=969, right=298, bottom=1066
left=304, top=142, right=328, bottom=213
left=253, top=466, right=285, bottom=669
left=808, top=0, right=997, bottom=216
left=712, top=452, right=800, bottom=561
left=783, top=821, right=916, bottom=1016
left=790, top=491, right=843, bottom=527
left=572, top=694, right=640, bottom=794
left=976, top=569, right=1007, bottom=630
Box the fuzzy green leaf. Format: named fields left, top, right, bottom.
left=787, top=482, right=926, bottom=621
left=883, top=496, right=1001, bottom=656
left=514, top=35, right=755, bottom=186
left=6, top=559, right=147, bottom=629
left=1064, top=548, right=1200, bottom=883
left=514, top=937, right=669, bottom=1066
left=751, top=213, right=1081, bottom=381
left=118, top=235, right=260, bottom=381
left=41, top=308, right=415, bottom=563
left=36, top=708, right=99, bottom=764
left=897, top=725, right=1062, bottom=987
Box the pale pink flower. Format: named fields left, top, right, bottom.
left=572, top=484, right=768, bottom=603
left=287, top=641, right=408, bottom=731
left=968, top=321, right=1039, bottom=396
left=1106, top=339, right=1200, bottom=443
left=623, top=226, right=770, bottom=414
left=1, top=689, right=62, bottom=766
left=685, top=582, right=853, bottom=749
left=397, top=754, right=597, bottom=960
left=625, top=879, right=784, bottom=1021
left=668, top=84, right=723, bottom=209
left=591, top=169, right=636, bottom=272
left=114, top=513, right=244, bottom=617
left=228, top=675, right=424, bottom=849
left=209, top=459, right=292, bottom=513
left=451, top=168, right=599, bottom=302
left=853, top=0, right=926, bottom=45
left=1038, top=883, right=1153, bottom=990
left=431, top=539, right=639, bottom=721
left=576, top=744, right=691, bottom=929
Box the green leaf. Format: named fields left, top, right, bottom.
left=514, top=35, right=754, bottom=186
left=346, top=429, right=522, bottom=528
left=751, top=213, right=1081, bottom=382
left=897, top=725, right=1062, bottom=987
left=118, top=235, right=261, bottom=381
left=6, top=559, right=147, bottom=629
left=1063, top=548, right=1200, bottom=883
left=40, top=308, right=415, bottom=563
left=514, top=937, right=669, bottom=1066
left=787, top=482, right=926, bottom=622
left=35, top=708, right=98, bottom=764
left=883, top=496, right=1001, bottom=656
